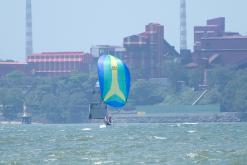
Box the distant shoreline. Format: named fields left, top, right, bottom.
left=112, top=112, right=247, bottom=123
left=1, top=112, right=247, bottom=124
left=0, top=121, right=22, bottom=125
left=0, top=121, right=43, bottom=125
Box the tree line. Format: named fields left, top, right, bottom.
left=0, top=63, right=246, bottom=123
left=0, top=71, right=97, bottom=123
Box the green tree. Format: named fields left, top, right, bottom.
left=187, top=68, right=203, bottom=89
left=0, top=88, right=23, bottom=120
left=208, top=65, right=235, bottom=92
left=221, top=69, right=247, bottom=112
left=129, top=80, right=166, bottom=105
left=162, top=62, right=188, bottom=88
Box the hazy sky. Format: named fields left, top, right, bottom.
left=0, top=0, right=247, bottom=61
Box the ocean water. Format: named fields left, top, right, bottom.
left=0, top=123, right=247, bottom=165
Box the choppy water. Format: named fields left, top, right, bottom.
left=0, top=123, right=247, bottom=165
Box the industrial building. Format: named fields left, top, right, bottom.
left=123, top=23, right=179, bottom=78
left=27, top=52, right=92, bottom=76
left=90, top=45, right=127, bottom=64
left=193, top=17, right=247, bottom=67
left=90, top=45, right=125, bottom=58
left=0, top=61, right=30, bottom=76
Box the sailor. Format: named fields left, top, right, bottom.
left=108, top=116, right=112, bottom=124
left=104, top=115, right=111, bottom=125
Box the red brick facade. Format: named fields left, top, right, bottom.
left=193, top=17, right=247, bottom=66
left=0, top=62, right=30, bottom=76
left=123, top=23, right=179, bottom=78
left=27, top=52, right=92, bottom=76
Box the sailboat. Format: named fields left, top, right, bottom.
left=21, top=103, right=32, bottom=124
left=89, top=55, right=131, bottom=125
left=88, top=81, right=108, bottom=121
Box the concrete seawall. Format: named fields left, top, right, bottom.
left=112, top=112, right=247, bottom=123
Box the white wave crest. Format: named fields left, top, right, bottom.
left=81, top=128, right=91, bottom=131
left=153, top=136, right=167, bottom=140
left=182, top=123, right=198, bottom=125
left=186, top=152, right=198, bottom=159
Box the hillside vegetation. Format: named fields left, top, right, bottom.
left=0, top=64, right=246, bottom=123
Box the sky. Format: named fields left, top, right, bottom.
left=0, top=0, right=247, bottom=61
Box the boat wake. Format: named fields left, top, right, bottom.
left=99, top=124, right=106, bottom=128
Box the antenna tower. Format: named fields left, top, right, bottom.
left=26, top=0, right=33, bottom=58
left=180, top=0, right=187, bottom=50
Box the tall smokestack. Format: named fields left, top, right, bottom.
left=180, top=0, right=187, bottom=50
left=26, top=0, right=33, bottom=58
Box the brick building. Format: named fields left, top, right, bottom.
left=123, top=23, right=179, bottom=78
left=27, top=52, right=92, bottom=76
left=194, top=17, right=225, bottom=51
left=193, top=17, right=247, bottom=67
left=0, top=62, right=30, bottom=76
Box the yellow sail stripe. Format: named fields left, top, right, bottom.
left=104, top=56, right=126, bottom=102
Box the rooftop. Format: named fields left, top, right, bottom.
left=30, top=51, right=85, bottom=56
left=202, top=35, right=247, bottom=40
left=0, top=61, right=27, bottom=65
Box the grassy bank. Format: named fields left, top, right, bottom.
left=135, top=104, right=220, bottom=114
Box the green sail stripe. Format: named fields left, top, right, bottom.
left=103, top=56, right=112, bottom=97
left=117, top=59, right=127, bottom=97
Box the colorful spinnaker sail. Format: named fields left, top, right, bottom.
left=97, top=55, right=130, bottom=108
